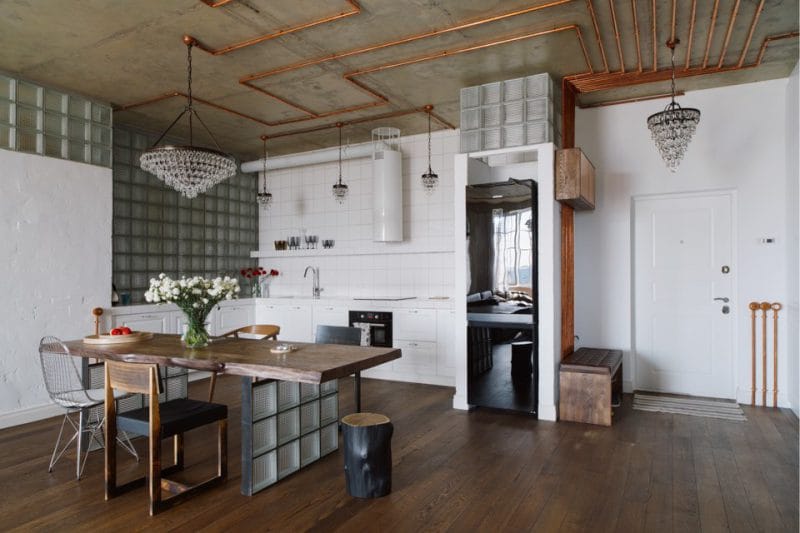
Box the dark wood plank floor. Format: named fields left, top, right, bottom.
left=0, top=376, right=796, bottom=532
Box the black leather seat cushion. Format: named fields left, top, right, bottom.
left=117, top=398, right=227, bottom=438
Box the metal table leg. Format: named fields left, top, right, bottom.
left=355, top=371, right=361, bottom=413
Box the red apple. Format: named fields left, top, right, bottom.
left=120, top=327, right=132, bottom=335
left=110, top=328, right=123, bottom=336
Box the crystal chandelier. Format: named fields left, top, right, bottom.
left=421, top=105, right=439, bottom=192
left=256, top=135, right=272, bottom=208
left=647, top=39, right=701, bottom=172
left=332, top=123, right=348, bottom=204
left=140, top=36, right=237, bottom=198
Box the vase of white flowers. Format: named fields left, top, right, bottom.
left=144, top=273, right=240, bottom=348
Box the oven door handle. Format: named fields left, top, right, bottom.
left=369, top=324, right=387, bottom=328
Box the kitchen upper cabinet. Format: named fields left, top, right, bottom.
left=312, top=305, right=349, bottom=339
left=555, top=147, right=595, bottom=210
left=113, top=311, right=172, bottom=334
left=436, top=309, right=456, bottom=378
left=216, top=304, right=254, bottom=336
left=258, top=303, right=313, bottom=343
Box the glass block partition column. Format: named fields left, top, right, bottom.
left=112, top=125, right=257, bottom=304
left=0, top=72, right=112, bottom=166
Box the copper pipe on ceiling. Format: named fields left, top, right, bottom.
left=343, top=25, right=593, bottom=79
left=568, top=30, right=799, bottom=92
left=229, top=0, right=578, bottom=129
left=755, top=31, right=799, bottom=64
left=685, top=0, right=697, bottom=69
left=586, top=0, right=609, bottom=72
left=737, top=0, right=765, bottom=68
left=240, top=24, right=592, bottom=129
left=190, top=1, right=361, bottom=56
left=608, top=0, right=625, bottom=72
left=115, top=91, right=182, bottom=112
left=702, top=0, right=720, bottom=68
left=651, top=0, right=657, bottom=71
left=200, top=0, right=234, bottom=6
left=264, top=105, right=455, bottom=140
left=240, top=0, right=573, bottom=85
left=717, top=0, right=741, bottom=68
left=242, top=84, right=320, bottom=117
left=669, top=0, right=677, bottom=44
left=117, top=4, right=588, bottom=135
left=578, top=91, right=684, bottom=108
left=631, top=0, right=642, bottom=72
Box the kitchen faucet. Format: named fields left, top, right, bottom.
left=304, top=266, right=323, bottom=299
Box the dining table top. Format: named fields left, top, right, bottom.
left=63, top=334, right=401, bottom=384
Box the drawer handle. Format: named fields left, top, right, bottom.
left=408, top=342, right=418, bottom=347
left=140, top=314, right=158, bottom=319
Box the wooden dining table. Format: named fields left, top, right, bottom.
left=64, top=334, right=401, bottom=495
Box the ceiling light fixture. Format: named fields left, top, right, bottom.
left=140, top=36, right=237, bottom=198
left=256, top=135, right=272, bottom=208
left=332, top=122, right=348, bottom=204
left=421, top=104, right=439, bottom=192
left=646, top=39, right=701, bottom=172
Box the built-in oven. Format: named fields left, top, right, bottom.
left=349, top=310, right=393, bottom=347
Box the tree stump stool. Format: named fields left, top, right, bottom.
left=341, top=413, right=393, bottom=498
left=510, top=341, right=533, bottom=381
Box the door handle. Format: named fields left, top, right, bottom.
left=713, top=297, right=729, bottom=303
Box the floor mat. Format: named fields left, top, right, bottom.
left=633, top=393, right=747, bottom=422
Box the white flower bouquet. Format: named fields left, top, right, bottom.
left=144, top=273, right=240, bottom=347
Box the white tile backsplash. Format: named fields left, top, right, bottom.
left=258, top=129, right=459, bottom=300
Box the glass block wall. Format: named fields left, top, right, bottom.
left=0, top=72, right=112, bottom=166
left=112, top=126, right=258, bottom=304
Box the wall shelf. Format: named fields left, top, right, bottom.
left=251, top=246, right=454, bottom=259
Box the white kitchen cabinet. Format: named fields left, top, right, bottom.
left=393, top=308, right=437, bottom=342
left=312, top=305, right=349, bottom=339
left=257, top=303, right=313, bottom=343
left=436, top=310, right=456, bottom=378
left=172, top=308, right=220, bottom=338
left=392, top=340, right=437, bottom=376
left=113, top=311, right=172, bottom=333
left=216, top=304, right=254, bottom=336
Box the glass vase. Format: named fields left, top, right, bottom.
left=182, top=317, right=211, bottom=348
left=260, top=279, right=270, bottom=298
left=251, top=280, right=262, bottom=298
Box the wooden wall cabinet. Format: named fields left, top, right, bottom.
left=555, top=148, right=595, bottom=210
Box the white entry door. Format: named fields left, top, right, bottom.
left=633, top=191, right=735, bottom=399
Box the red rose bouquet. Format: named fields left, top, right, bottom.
left=240, top=267, right=280, bottom=297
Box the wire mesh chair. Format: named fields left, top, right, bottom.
left=38, top=336, right=138, bottom=479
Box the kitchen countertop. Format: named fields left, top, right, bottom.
left=109, top=295, right=454, bottom=314
left=257, top=296, right=455, bottom=310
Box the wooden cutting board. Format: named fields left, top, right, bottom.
left=83, top=331, right=154, bottom=345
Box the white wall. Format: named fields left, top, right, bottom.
left=574, top=78, right=792, bottom=407
left=785, top=62, right=799, bottom=416
left=257, top=129, right=458, bottom=299
left=0, top=151, right=111, bottom=428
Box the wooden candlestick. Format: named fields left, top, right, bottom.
left=92, top=307, right=103, bottom=336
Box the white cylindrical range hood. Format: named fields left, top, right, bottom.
left=372, top=127, right=403, bottom=242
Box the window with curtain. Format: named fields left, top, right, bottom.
left=492, top=207, right=532, bottom=293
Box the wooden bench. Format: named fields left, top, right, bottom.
left=559, top=348, right=622, bottom=426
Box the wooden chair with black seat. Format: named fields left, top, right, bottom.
left=104, top=360, right=227, bottom=516
left=207, top=324, right=280, bottom=401
left=315, top=325, right=364, bottom=412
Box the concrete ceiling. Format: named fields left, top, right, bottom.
left=0, top=0, right=797, bottom=158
